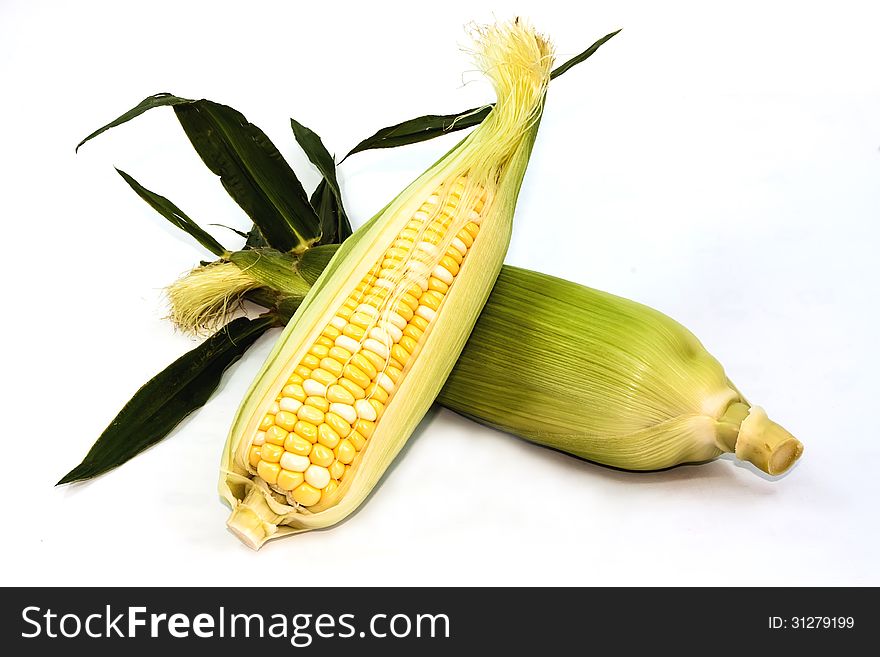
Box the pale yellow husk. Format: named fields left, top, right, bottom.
left=220, top=19, right=554, bottom=548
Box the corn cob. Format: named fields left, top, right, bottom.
left=221, top=20, right=554, bottom=548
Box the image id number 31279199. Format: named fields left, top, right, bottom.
left=769, top=617, right=855, bottom=630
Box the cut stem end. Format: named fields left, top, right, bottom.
left=734, top=406, right=803, bottom=475
left=226, top=486, right=282, bottom=550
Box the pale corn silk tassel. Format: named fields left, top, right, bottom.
left=166, top=262, right=260, bottom=335
left=221, top=19, right=554, bottom=548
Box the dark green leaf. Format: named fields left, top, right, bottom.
left=550, top=29, right=622, bottom=80
left=77, top=94, right=322, bottom=252
left=116, top=169, right=227, bottom=257
left=209, top=224, right=249, bottom=239
left=341, top=29, right=620, bottom=159
left=229, top=249, right=312, bottom=297
left=174, top=101, right=321, bottom=252
left=290, top=118, right=352, bottom=243
left=58, top=316, right=277, bottom=485
left=75, top=93, right=191, bottom=152
left=342, top=106, right=491, bottom=160
left=245, top=225, right=268, bottom=248
left=310, top=180, right=351, bottom=246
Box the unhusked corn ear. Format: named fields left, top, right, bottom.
left=437, top=265, right=803, bottom=476
left=221, top=19, right=554, bottom=548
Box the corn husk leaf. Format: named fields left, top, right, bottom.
left=290, top=118, right=353, bottom=244
left=115, top=168, right=228, bottom=257
left=58, top=316, right=277, bottom=485
left=77, top=95, right=321, bottom=252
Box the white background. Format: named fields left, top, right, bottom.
left=2, top=0, right=878, bottom=586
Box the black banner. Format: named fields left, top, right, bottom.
left=0, top=587, right=870, bottom=654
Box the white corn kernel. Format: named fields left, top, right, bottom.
left=354, top=399, right=378, bottom=421
left=379, top=321, right=403, bottom=343
left=451, top=237, right=468, bottom=254
left=305, top=464, right=331, bottom=490
left=335, top=335, right=361, bottom=354
left=386, top=312, right=407, bottom=330
left=253, top=431, right=266, bottom=446
left=369, top=327, right=394, bottom=346
left=330, top=316, right=347, bottom=330
left=415, top=306, right=437, bottom=322
left=432, top=264, right=454, bottom=285
left=279, top=398, right=303, bottom=413
left=376, top=372, right=395, bottom=394
left=363, top=338, right=390, bottom=359
left=303, top=379, right=328, bottom=397
left=329, top=403, right=358, bottom=424
left=356, top=304, right=379, bottom=317
left=280, top=452, right=310, bottom=473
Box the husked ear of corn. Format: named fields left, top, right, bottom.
left=438, top=266, right=803, bottom=476
left=221, top=19, right=554, bottom=548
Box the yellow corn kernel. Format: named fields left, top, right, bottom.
left=282, top=384, right=306, bottom=401
left=327, top=384, right=355, bottom=405
left=317, top=423, right=341, bottom=449
left=335, top=439, right=356, bottom=465
left=320, top=357, right=344, bottom=377
left=348, top=431, right=366, bottom=451
left=342, top=323, right=365, bottom=341
left=320, top=481, right=338, bottom=503
left=309, top=344, right=330, bottom=359
left=277, top=469, right=304, bottom=491
left=292, top=482, right=321, bottom=507
left=258, top=414, right=275, bottom=431
left=324, top=412, right=352, bottom=438
left=329, top=460, right=346, bottom=480
left=322, top=325, right=341, bottom=340
left=410, top=315, right=429, bottom=331
left=274, top=410, right=298, bottom=432
left=428, top=277, right=449, bottom=294
left=287, top=373, right=304, bottom=385
left=359, top=349, right=386, bottom=374
left=385, top=366, right=403, bottom=383
left=354, top=419, right=375, bottom=439
left=364, top=383, right=389, bottom=404
left=301, top=353, right=321, bottom=369
left=256, top=461, right=281, bottom=485
left=294, top=421, right=318, bottom=443
left=260, top=443, right=283, bottom=464
left=400, top=335, right=419, bottom=354
left=391, top=344, right=411, bottom=366
left=297, top=405, right=324, bottom=426
left=264, top=425, right=288, bottom=446
left=328, top=346, right=352, bottom=363
left=337, top=377, right=366, bottom=400
left=350, top=353, right=377, bottom=379
left=248, top=446, right=262, bottom=467
left=310, top=443, right=334, bottom=467
left=421, top=290, right=444, bottom=311
left=349, top=312, right=373, bottom=329
left=314, top=336, right=334, bottom=348
left=294, top=364, right=312, bottom=379
left=284, top=433, right=313, bottom=456
left=304, top=395, right=329, bottom=413
left=343, top=364, right=371, bottom=389
left=311, top=368, right=336, bottom=387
